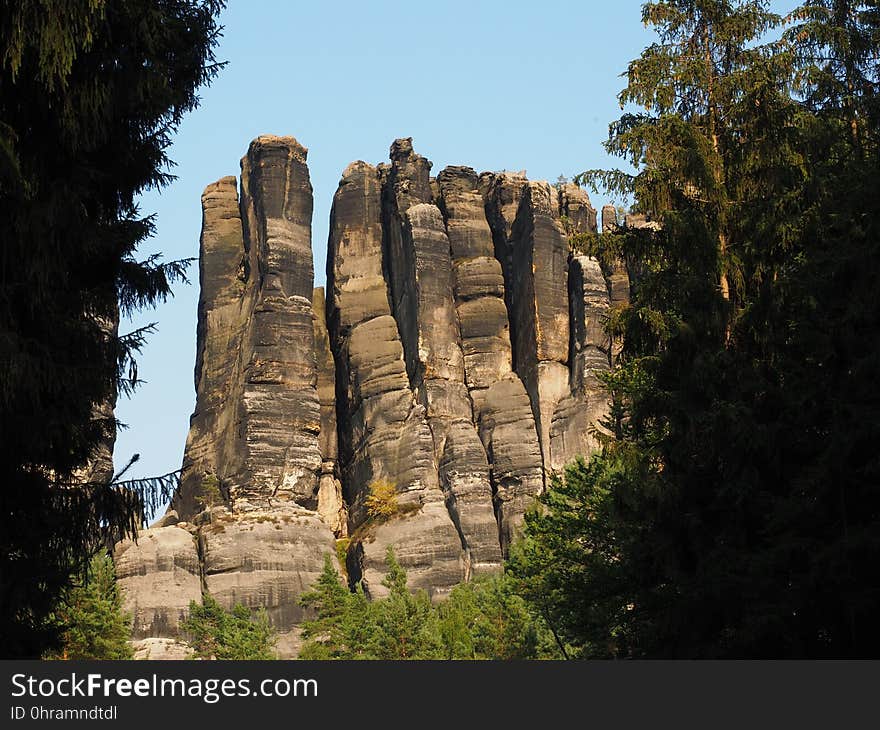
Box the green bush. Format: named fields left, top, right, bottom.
left=298, top=550, right=560, bottom=660
left=437, top=576, right=560, bottom=660
left=182, top=595, right=276, bottom=660
left=300, top=548, right=443, bottom=660
left=197, top=473, right=223, bottom=509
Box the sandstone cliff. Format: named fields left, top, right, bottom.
left=115, top=136, right=627, bottom=658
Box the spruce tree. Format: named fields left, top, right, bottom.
left=511, top=0, right=880, bottom=657
left=0, top=1, right=225, bottom=656
left=299, top=555, right=378, bottom=660
left=369, top=548, right=443, bottom=660
left=46, top=552, right=133, bottom=660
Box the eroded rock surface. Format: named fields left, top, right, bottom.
left=326, top=157, right=462, bottom=598
left=114, top=525, right=201, bottom=640
left=485, top=179, right=571, bottom=472
left=438, top=166, right=542, bottom=547
left=130, top=638, right=194, bottom=661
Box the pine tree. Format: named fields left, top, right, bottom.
left=299, top=550, right=444, bottom=660
left=758, top=0, right=880, bottom=655
left=369, top=548, right=443, bottom=660
left=46, top=552, right=133, bottom=660
left=572, top=0, right=807, bottom=656
left=437, top=582, right=479, bottom=659
left=299, top=553, right=562, bottom=660
left=298, top=555, right=378, bottom=660
left=462, top=577, right=553, bottom=660
left=508, top=457, right=640, bottom=658
left=786, top=1, right=879, bottom=150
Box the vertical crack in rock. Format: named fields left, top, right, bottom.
left=313, top=287, right=346, bottom=536
left=438, top=166, right=543, bottom=551
left=559, top=185, right=610, bottom=380
left=174, top=176, right=249, bottom=518
left=550, top=254, right=612, bottom=458
left=550, top=186, right=612, bottom=470
left=485, top=179, right=571, bottom=475
left=326, top=158, right=465, bottom=599
left=568, top=256, right=612, bottom=392
left=481, top=171, right=528, bottom=371
left=380, top=141, right=502, bottom=579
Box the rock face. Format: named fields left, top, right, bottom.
left=114, top=524, right=201, bottom=640
left=117, top=137, right=336, bottom=658
left=116, top=135, right=630, bottom=657
left=438, top=166, right=543, bottom=546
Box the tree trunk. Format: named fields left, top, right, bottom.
left=705, top=25, right=731, bottom=303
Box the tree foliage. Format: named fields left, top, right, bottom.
left=0, top=1, right=225, bottom=657
left=182, top=595, right=276, bottom=660
left=44, top=551, right=133, bottom=660
left=518, top=0, right=880, bottom=657
left=437, top=575, right=559, bottom=659
left=370, top=548, right=444, bottom=659
left=298, top=555, right=377, bottom=660
left=364, top=479, right=398, bottom=520
left=298, top=550, right=559, bottom=660
left=299, top=550, right=441, bottom=660
left=197, top=473, right=224, bottom=509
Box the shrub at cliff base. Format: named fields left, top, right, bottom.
left=182, top=596, right=277, bottom=660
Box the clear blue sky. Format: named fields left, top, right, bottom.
left=113, top=0, right=794, bottom=497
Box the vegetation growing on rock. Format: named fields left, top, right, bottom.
left=364, top=479, right=399, bottom=521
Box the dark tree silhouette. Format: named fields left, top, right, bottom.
left=0, top=0, right=226, bottom=657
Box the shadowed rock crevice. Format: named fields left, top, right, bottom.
left=481, top=172, right=528, bottom=374
left=550, top=189, right=613, bottom=467
left=484, top=179, right=572, bottom=476
left=313, top=287, right=346, bottom=536
left=174, top=176, right=249, bottom=519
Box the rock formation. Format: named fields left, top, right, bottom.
left=115, top=135, right=628, bottom=658
left=116, top=137, right=336, bottom=658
